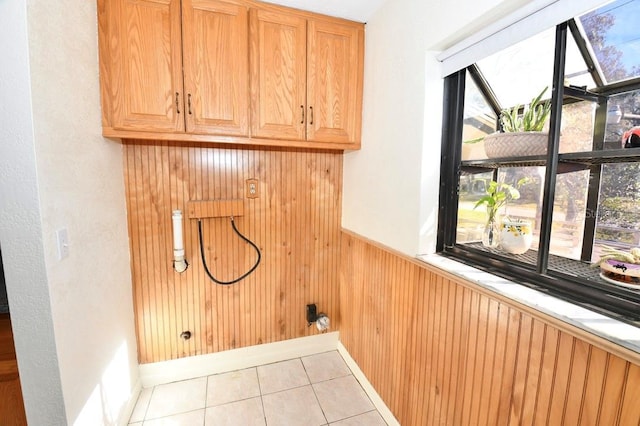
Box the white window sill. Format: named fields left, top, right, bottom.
left=417, top=254, right=640, bottom=358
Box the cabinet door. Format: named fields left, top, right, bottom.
left=307, top=20, right=363, bottom=143
left=250, top=9, right=307, bottom=140
left=182, top=0, right=249, bottom=136
left=111, top=0, right=184, bottom=132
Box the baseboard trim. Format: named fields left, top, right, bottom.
left=139, top=332, right=340, bottom=388
left=337, top=342, right=400, bottom=426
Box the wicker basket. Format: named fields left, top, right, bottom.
left=483, top=131, right=548, bottom=158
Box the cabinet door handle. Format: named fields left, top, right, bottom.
left=175, top=92, right=181, bottom=114
left=309, top=106, right=313, bottom=125
left=188, top=94, right=192, bottom=115
left=300, top=105, right=305, bottom=124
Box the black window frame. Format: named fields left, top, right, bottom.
left=437, top=21, right=640, bottom=326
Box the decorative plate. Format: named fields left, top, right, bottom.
left=599, top=272, right=640, bottom=290
left=599, top=259, right=640, bottom=289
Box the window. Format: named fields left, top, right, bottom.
left=437, top=0, right=640, bottom=325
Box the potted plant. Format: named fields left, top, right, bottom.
left=483, top=87, right=552, bottom=158
left=474, top=177, right=530, bottom=250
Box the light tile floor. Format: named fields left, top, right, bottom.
left=129, top=350, right=388, bottom=426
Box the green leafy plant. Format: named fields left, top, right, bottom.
left=500, top=87, right=551, bottom=132
left=474, top=177, right=530, bottom=222
left=463, top=87, right=551, bottom=144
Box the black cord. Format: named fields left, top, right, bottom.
left=197, top=217, right=261, bottom=285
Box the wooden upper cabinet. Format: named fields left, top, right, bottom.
left=108, top=0, right=184, bottom=132
left=99, top=0, right=249, bottom=136
left=98, top=0, right=364, bottom=148
left=250, top=9, right=364, bottom=144
left=307, top=20, right=363, bottom=144
left=182, top=0, right=249, bottom=136
left=249, top=9, right=307, bottom=140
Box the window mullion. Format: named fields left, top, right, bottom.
left=468, top=65, right=502, bottom=117
left=581, top=165, right=602, bottom=261
left=437, top=70, right=466, bottom=251
left=580, top=99, right=607, bottom=261
left=568, top=18, right=605, bottom=87
left=537, top=22, right=568, bottom=274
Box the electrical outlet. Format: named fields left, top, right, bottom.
left=246, top=178, right=259, bottom=199
left=56, top=228, right=70, bottom=260
left=306, top=304, right=318, bottom=325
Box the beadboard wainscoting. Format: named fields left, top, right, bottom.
left=339, top=230, right=640, bottom=426
left=123, top=142, right=342, bottom=364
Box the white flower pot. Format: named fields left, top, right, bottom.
left=500, top=219, right=533, bottom=254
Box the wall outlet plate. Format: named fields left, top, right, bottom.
left=246, top=179, right=259, bottom=199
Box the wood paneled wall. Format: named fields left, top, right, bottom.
left=339, top=231, right=640, bottom=426
left=123, top=142, right=342, bottom=363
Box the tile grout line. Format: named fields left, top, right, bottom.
left=202, top=374, right=209, bottom=425
left=334, top=409, right=385, bottom=424
left=337, top=344, right=399, bottom=425
left=301, top=355, right=331, bottom=425
left=305, top=351, right=386, bottom=425
left=256, top=366, right=268, bottom=426
left=142, top=386, right=154, bottom=423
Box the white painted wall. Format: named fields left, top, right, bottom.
left=0, top=0, right=139, bottom=424
left=342, top=0, right=532, bottom=256
left=0, top=2, right=67, bottom=424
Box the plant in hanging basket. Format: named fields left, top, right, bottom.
left=483, top=87, right=552, bottom=158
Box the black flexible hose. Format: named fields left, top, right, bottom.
left=197, top=217, right=261, bottom=285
